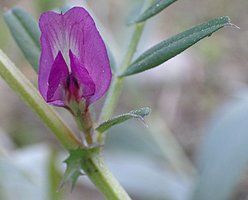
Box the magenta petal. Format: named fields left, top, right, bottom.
left=39, top=7, right=112, bottom=106
left=39, top=8, right=89, bottom=62
left=69, top=50, right=95, bottom=101
left=75, top=8, right=112, bottom=103
left=46, top=51, right=69, bottom=106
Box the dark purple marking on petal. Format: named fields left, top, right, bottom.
left=65, top=74, right=80, bottom=103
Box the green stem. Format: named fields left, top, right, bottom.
left=98, top=3, right=155, bottom=145
left=48, top=150, right=63, bottom=200
left=86, top=2, right=153, bottom=194
left=97, top=23, right=145, bottom=144
left=99, top=0, right=155, bottom=127
left=99, top=18, right=147, bottom=125
left=74, top=112, right=93, bottom=145
left=82, top=153, right=131, bottom=200
left=71, top=101, right=94, bottom=145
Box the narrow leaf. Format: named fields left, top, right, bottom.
left=4, top=6, right=40, bottom=72
left=122, top=16, right=231, bottom=77
left=131, top=0, right=178, bottom=24
left=96, top=107, right=151, bottom=133
left=0, top=49, right=80, bottom=150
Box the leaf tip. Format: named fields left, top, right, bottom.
left=230, top=23, right=240, bottom=30
left=220, top=16, right=240, bottom=30
left=3, top=9, right=12, bottom=19
left=3, top=6, right=21, bottom=17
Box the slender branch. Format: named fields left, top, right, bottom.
left=98, top=23, right=145, bottom=123
left=82, top=153, right=132, bottom=200
left=97, top=26, right=144, bottom=144
left=99, top=0, right=154, bottom=125
left=83, top=3, right=153, bottom=198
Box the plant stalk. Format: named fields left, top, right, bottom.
left=81, top=153, right=132, bottom=200
left=97, top=24, right=145, bottom=144
left=98, top=2, right=155, bottom=145
left=98, top=0, right=155, bottom=126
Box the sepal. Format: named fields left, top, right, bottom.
left=61, top=147, right=100, bottom=190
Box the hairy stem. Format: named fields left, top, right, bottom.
left=98, top=0, right=155, bottom=128
left=82, top=153, right=132, bottom=200
left=99, top=23, right=145, bottom=124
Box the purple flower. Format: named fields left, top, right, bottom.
left=38, top=7, right=111, bottom=108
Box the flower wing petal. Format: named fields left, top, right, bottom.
left=69, top=50, right=95, bottom=103
left=47, top=51, right=69, bottom=106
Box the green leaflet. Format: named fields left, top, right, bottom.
left=96, top=107, right=151, bottom=133
left=4, top=6, right=40, bottom=72
left=122, top=16, right=231, bottom=77
left=131, top=0, right=178, bottom=24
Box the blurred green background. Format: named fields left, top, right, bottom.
left=0, top=0, right=247, bottom=200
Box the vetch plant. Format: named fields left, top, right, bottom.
left=0, top=1, right=237, bottom=200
